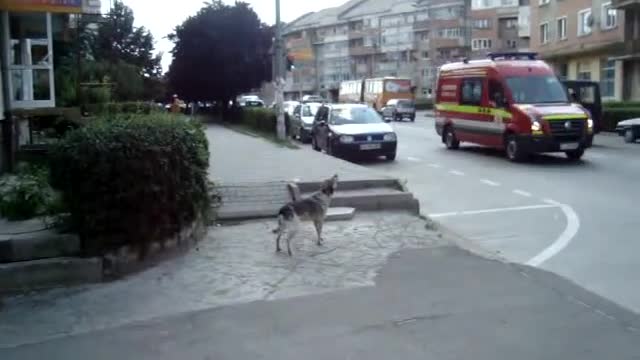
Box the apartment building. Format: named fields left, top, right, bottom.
left=283, top=0, right=471, bottom=100
left=612, top=0, right=640, bottom=100
left=470, top=0, right=528, bottom=56
left=531, top=0, right=625, bottom=100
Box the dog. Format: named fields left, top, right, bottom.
left=272, top=174, right=339, bottom=256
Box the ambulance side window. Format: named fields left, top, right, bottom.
left=460, top=79, right=483, bottom=106
left=489, top=80, right=505, bottom=107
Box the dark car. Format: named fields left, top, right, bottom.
left=381, top=99, right=416, bottom=122
left=311, top=104, right=397, bottom=161
left=563, top=80, right=602, bottom=134
left=616, top=118, right=640, bottom=143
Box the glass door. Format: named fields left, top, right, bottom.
left=2, top=11, right=55, bottom=109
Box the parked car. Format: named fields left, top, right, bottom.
left=381, top=99, right=416, bottom=122
left=311, top=103, right=397, bottom=161
left=291, top=102, right=322, bottom=143
left=283, top=101, right=300, bottom=117
left=239, top=95, right=264, bottom=107
left=616, top=118, right=640, bottom=143
left=302, top=94, right=324, bottom=103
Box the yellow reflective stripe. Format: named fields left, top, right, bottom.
left=435, top=103, right=512, bottom=119
left=543, top=114, right=588, bottom=120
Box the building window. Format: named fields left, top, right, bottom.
left=601, top=59, right=615, bottom=97
left=506, top=39, right=517, bottom=48
left=473, top=19, right=490, bottom=29
left=557, top=63, right=568, bottom=80
left=578, top=8, right=592, bottom=36
left=577, top=61, right=592, bottom=80
left=539, top=22, right=549, bottom=44
left=422, top=51, right=429, bottom=59
left=557, top=16, right=567, bottom=40
left=505, top=19, right=518, bottom=29
left=602, top=2, right=617, bottom=29
left=539, top=0, right=550, bottom=5
left=472, top=38, right=492, bottom=50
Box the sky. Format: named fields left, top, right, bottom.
left=103, top=0, right=347, bottom=71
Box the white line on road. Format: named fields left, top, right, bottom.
left=407, top=156, right=422, bottom=162
left=428, top=163, right=441, bottom=168
left=429, top=204, right=557, bottom=218
left=480, top=179, right=501, bottom=187
left=449, top=170, right=465, bottom=176
left=542, top=198, right=562, bottom=206
left=526, top=201, right=580, bottom=267
left=513, top=189, right=532, bottom=197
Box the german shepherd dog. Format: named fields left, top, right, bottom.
left=272, top=175, right=339, bottom=256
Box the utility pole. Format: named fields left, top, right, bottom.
left=274, top=0, right=286, bottom=141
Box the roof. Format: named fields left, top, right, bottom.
left=439, top=59, right=552, bottom=73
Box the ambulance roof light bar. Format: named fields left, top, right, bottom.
left=487, top=52, right=538, bottom=61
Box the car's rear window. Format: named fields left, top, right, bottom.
left=397, top=100, right=414, bottom=108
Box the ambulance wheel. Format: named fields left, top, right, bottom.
left=505, top=135, right=527, bottom=162
left=565, top=149, right=584, bottom=161
left=444, top=127, right=460, bottom=150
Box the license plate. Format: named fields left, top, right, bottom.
left=560, top=143, right=579, bottom=150
left=360, top=143, right=381, bottom=150
left=403, top=117, right=411, bottom=121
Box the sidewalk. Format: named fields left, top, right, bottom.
left=206, top=124, right=390, bottom=184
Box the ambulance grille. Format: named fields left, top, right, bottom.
left=548, top=119, right=585, bottom=141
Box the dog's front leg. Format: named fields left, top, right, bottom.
left=276, top=231, right=282, bottom=253
left=313, top=219, right=324, bottom=246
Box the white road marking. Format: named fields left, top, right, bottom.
left=542, top=198, right=562, bottom=206
left=428, top=163, right=441, bottom=168
left=449, top=170, right=465, bottom=176
left=480, top=179, right=501, bottom=187
left=407, top=156, right=422, bottom=162
left=587, top=152, right=606, bottom=159
left=526, top=201, right=580, bottom=267
left=513, top=189, right=532, bottom=197
left=429, top=204, right=557, bottom=218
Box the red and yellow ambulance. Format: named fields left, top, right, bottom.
left=435, top=52, right=594, bottom=161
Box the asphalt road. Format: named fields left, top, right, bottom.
left=355, top=111, right=640, bottom=314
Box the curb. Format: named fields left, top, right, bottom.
left=0, top=232, right=80, bottom=263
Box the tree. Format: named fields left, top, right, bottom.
left=91, top=1, right=162, bottom=78
left=168, top=1, right=273, bottom=104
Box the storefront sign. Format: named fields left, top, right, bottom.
left=0, top=0, right=83, bottom=13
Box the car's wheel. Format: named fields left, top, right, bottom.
left=386, top=152, right=396, bottom=161
left=565, top=149, right=585, bottom=161
left=444, top=126, right=460, bottom=150
left=505, top=135, right=527, bottom=162
left=312, top=135, right=320, bottom=151
left=410, top=116, right=415, bottom=122
left=624, top=129, right=636, bottom=143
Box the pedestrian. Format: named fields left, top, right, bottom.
left=170, top=94, right=182, bottom=114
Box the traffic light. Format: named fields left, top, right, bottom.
left=286, top=54, right=295, bottom=72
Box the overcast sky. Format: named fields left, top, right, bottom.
left=104, top=0, right=346, bottom=71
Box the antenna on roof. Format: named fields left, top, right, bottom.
left=487, top=52, right=538, bottom=61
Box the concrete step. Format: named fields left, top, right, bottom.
left=325, top=207, right=356, bottom=221
left=301, top=188, right=419, bottom=213
left=217, top=206, right=356, bottom=222
left=0, top=224, right=80, bottom=263
left=0, top=257, right=102, bottom=293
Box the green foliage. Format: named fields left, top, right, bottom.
left=49, top=114, right=210, bottom=257
left=602, top=108, right=640, bottom=131
left=84, top=101, right=163, bottom=116
left=0, top=164, right=56, bottom=221
left=604, top=101, right=640, bottom=109
left=168, top=1, right=273, bottom=102
left=415, top=98, right=434, bottom=110
left=232, top=108, right=291, bottom=135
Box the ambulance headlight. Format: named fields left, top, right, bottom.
left=531, top=121, right=542, bottom=132
left=587, top=118, right=594, bottom=129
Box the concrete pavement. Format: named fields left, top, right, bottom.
left=358, top=112, right=640, bottom=314
left=3, top=245, right=640, bottom=359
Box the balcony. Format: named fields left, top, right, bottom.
left=612, top=0, right=640, bottom=9
left=350, top=46, right=377, bottom=56
left=431, top=37, right=466, bottom=49
left=625, top=39, right=640, bottom=53
left=518, top=6, right=530, bottom=38
left=414, top=20, right=430, bottom=31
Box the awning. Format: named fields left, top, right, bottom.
left=0, top=0, right=100, bottom=14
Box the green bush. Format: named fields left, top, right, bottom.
left=235, top=108, right=291, bottom=135
left=415, top=98, right=434, bottom=110
left=84, top=101, right=161, bottom=116
left=602, top=108, right=640, bottom=131
left=604, top=101, right=640, bottom=109
left=0, top=164, right=56, bottom=221
left=49, top=114, right=210, bottom=257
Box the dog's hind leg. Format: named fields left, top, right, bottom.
left=275, top=214, right=285, bottom=253
left=313, top=219, right=324, bottom=246
left=275, top=231, right=282, bottom=253
left=285, top=217, right=300, bottom=256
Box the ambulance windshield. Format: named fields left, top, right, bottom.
left=505, top=75, right=568, bottom=104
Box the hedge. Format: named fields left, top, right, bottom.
left=83, top=101, right=163, bottom=117
left=234, top=108, right=292, bottom=136
left=603, top=101, right=640, bottom=109
left=602, top=108, right=640, bottom=132
left=415, top=98, right=434, bottom=110
left=49, top=114, right=210, bottom=257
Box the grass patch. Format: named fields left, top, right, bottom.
left=223, top=122, right=299, bottom=149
